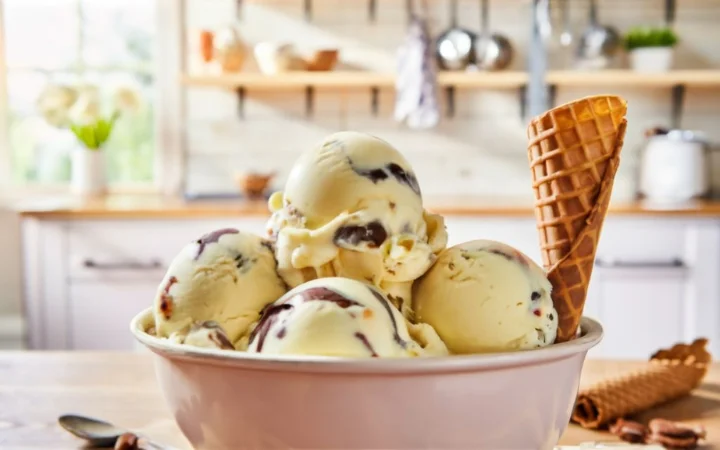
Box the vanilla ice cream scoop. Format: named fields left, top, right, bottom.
left=267, top=131, right=447, bottom=316
left=153, top=229, right=287, bottom=345
left=169, top=321, right=235, bottom=350
left=413, top=240, right=558, bottom=354
left=247, top=277, right=429, bottom=358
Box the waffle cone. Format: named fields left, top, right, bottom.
left=527, top=95, right=628, bottom=342
left=572, top=339, right=711, bottom=429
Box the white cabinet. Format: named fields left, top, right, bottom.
left=69, top=282, right=160, bottom=350
left=20, top=215, right=720, bottom=358
left=590, top=265, right=688, bottom=359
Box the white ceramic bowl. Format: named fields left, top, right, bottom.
left=131, top=308, right=602, bottom=450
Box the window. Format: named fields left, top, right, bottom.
left=2, top=0, right=156, bottom=187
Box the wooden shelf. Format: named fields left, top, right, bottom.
left=181, top=70, right=720, bottom=90
left=547, top=70, right=720, bottom=87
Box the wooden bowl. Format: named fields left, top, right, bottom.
left=306, top=49, right=339, bottom=71
left=235, top=172, right=275, bottom=199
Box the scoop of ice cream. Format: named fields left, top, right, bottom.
left=412, top=239, right=558, bottom=354
left=247, top=277, right=430, bottom=358
left=266, top=131, right=448, bottom=315
left=169, top=321, right=235, bottom=350
left=153, top=229, right=287, bottom=345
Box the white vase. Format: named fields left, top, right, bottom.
left=629, top=47, right=674, bottom=73
left=71, top=147, right=107, bottom=196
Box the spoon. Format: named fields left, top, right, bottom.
left=58, top=414, right=170, bottom=449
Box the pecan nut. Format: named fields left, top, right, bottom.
left=647, top=418, right=707, bottom=449
left=114, top=432, right=140, bottom=450
left=610, top=418, right=649, bottom=444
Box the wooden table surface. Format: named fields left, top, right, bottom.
left=2, top=352, right=719, bottom=449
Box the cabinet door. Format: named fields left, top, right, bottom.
left=69, top=282, right=158, bottom=350
left=593, top=266, right=687, bottom=359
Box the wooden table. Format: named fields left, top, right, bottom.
left=2, top=352, right=719, bottom=449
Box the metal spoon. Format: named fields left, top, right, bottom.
left=58, top=414, right=170, bottom=449
left=559, top=0, right=573, bottom=47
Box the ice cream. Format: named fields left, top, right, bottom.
left=153, top=228, right=287, bottom=347
left=169, top=321, right=235, bottom=350
left=247, top=277, right=439, bottom=358
left=266, top=131, right=447, bottom=317
left=412, top=240, right=558, bottom=354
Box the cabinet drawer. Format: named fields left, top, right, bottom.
left=67, top=218, right=269, bottom=280
left=69, top=282, right=158, bottom=350
left=443, top=216, right=690, bottom=269
left=596, top=218, right=686, bottom=264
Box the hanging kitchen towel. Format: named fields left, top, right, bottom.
left=394, top=0, right=440, bottom=130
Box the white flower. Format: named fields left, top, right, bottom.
left=35, top=84, right=78, bottom=127
left=113, top=85, right=143, bottom=115
left=68, top=85, right=101, bottom=125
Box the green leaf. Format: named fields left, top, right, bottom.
left=624, top=26, right=679, bottom=50
left=95, top=118, right=113, bottom=145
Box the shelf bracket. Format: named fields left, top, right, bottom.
left=370, top=87, right=380, bottom=117
left=671, top=83, right=685, bottom=129
left=445, top=86, right=456, bottom=119
left=235, top=0, right=243, bottom=21
left=304, top=0, right=312, bottom=21
left=665, top=0, right=676, bottom=26
left=368, top=0, right=377, bottom=22
left=548, top=84, right=558, bottom=109
left=236, top=87, right=245, bottom=119
left=305, top=86, right=314, bottom=118
left=519, top=84, right=528, bottom=121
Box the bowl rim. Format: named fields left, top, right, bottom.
left=131, top=308, right=603, bottom=374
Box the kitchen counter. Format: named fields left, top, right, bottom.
left=2, top=352, right=718, bottom=448
left=8, top=193, right=720, bottom=219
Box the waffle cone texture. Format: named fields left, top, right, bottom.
left=527, top=95, right=628, bottom=342
left=572, top=339, right=712, bottom=429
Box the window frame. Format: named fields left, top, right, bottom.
left=0, top=0, right=185, bottom=195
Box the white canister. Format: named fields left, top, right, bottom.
left=71, top=147, right=107, bottom=196
left=639, top=130, right=710, bottom=203
left=629, top=47, right=673, bottom=73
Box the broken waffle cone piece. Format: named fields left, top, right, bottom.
left=571, top=338, right=711, bottom=429
left=527, top=95, right=628, bottom=342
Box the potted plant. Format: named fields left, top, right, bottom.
left=68, top=111, right=119, bottom=196
left=36, top=84, right=141, bottom=195
left=624, top=26, right=678, bottom=73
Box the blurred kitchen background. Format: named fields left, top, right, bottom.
left=1, top=0, right=719, bottom=358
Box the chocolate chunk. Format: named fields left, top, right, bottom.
left=261, top=239, right=275, bottom=254
left=299, top=287, right=364, bottom=309
left=548, top=313, right=554, bottom=321
left=354, top=332, right=378, bottom=357
left=249, top=303, right=294, bottom=352
left=159, top=276, right=178, bottom=320
left=209, top=331, right=234, bottom=350
left=234, top=253, right=249, bottom=270
left=276, top=327, right=287, bottom=339
left=387, top=163, right=421, bottom=195
left=349, top=159, right=421, bottom=196
left=488, top=247, right=530, bottom=268
left=334, top=221, right=388, bottom=248
left=610, top=419, right=648, bottom=444
left=531, top=291, right=542, bottom=301
left=367, top=287, right=406, bottom=348
left=195, top=228, right=239, bottom=259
